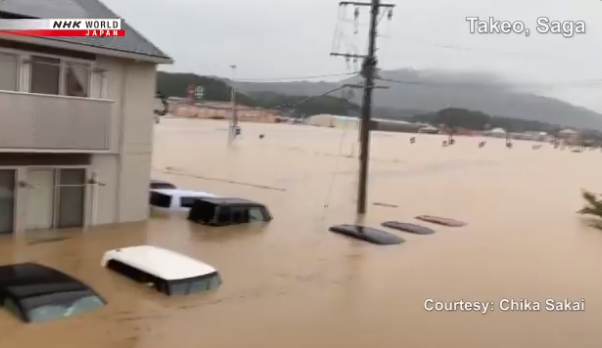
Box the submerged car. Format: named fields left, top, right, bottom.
left=150, top=179, right=177, bottom=190
left=0, top=262, right=106, bottom=323
left=149, top=188, right=218, bottom=212
left=187, top=197, right=272, bottom=226
left=101, top=245, right=222, bottom=295
left=328, top=224, right=404, bottom=245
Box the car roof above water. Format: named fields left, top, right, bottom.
left=0, top=262, right=91, bottom=299
left=197, top=196, right=264, bottom=206
left=150, top=179, right=174, bottom=185
left=101, top=245, right=218, bottom=281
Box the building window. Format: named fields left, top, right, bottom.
left=30, top=56, right=60, bottom=95
left=29, top=56, right=91, bottom=97
left=64, top=61, right=89, bottom=97
left=0, top=52, right=18, bottom=91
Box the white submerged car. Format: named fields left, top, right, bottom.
left=101, top=245, right=222, bottom=295
left=149, top=188, right=218, bottom=213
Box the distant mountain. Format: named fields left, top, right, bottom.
left=156, top=71, right=361, bottom=116
left=232, top=69, right=602, bottom=130
left=157, top=72, right=257, bottom=105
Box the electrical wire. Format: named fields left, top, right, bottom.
left=376, top=76, right=602, bottom=89
left=235, top=71, right=359, bottom=82
left=268, top=85, right=350, bottom=111
left=222, top=84, right=354, bottom=121
left=331, top=3, right=361, bottom=73
left=331, top=6, right=345, bottom=53
left=322, top=117, right=353, bottom=214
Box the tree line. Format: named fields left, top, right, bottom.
left=156, top=72, right=602, bottom=139
left=409, top=108, right=602, bottom=140
left=156, top=72, right=358, bottom=116
left=410, top=108, right=557, bottom=133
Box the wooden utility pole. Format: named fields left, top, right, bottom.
left=229, top=64, right=238, bottom=142
left=331, top=0, right=395, bottom=214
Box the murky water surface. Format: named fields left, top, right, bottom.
left=2, top=118, right=602, bottom=347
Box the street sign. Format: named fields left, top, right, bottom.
left=194, top=86, right=204, bottom=100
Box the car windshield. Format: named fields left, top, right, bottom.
left=168, top=273, right=222, bottom=295
left=26, top=295, right=105, bottom=323
left=249, top=207, right=270, bottom=221
left=149, top=192, right=172, bottom=208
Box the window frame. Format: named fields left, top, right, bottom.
left=62, top=59, right=92, bottom=97
left=0, top=51, right=19, bottom=92
left=29, top=55, right=61, bottom=95
left=0, top=47, right=93, bottom=97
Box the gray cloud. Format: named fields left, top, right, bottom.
left=101, top=0, right=602, bottom=111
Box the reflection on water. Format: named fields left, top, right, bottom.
left=1, top=118, right=602, bottom=347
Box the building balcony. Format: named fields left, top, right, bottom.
left=0, top=90, right=113, bottom=152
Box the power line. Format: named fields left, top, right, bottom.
left=331, top=2, right=365, bottom=72
left=331, top=0, right=394, bottom=215
left=234, top=71, right=359, bottom=82
left=376, top=76, right=602, bottom=88
left=262, top=85, right=351, bottom=111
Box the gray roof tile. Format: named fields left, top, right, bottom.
left=0, top=0, right=171, bottom=61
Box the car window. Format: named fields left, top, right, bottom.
left=26, top=295, right=104, bottom=322
left=107, top=260, right=171, bottom=293
left=107, top=259, right=152, bottom=283
left=216, top=206, right=230, bottom=224
left=249, top=207, right=266, bottom=221
left=149, top=192, right=172, bottom=208
left=168, top=273, right=222, bottom=295
left=180, top=197, right=197, bottom=208
left=231, top=208, right=249, bottom=224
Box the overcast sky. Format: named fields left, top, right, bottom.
left=102, top=0, right=602, bottom=111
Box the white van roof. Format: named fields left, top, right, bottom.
left=151, top=189, right=218, bottom=198
left=101, top=245, right=217, bottom=281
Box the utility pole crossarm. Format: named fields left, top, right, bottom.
left=330, top=53, right=366, bottom=59
left=339, top=1, right=395, bottom=7
left=343, top=84, right=389, bottom=89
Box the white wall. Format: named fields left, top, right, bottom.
left=93, top=57, right=157, bottom=224
left=307, top=114, right=334, bottom=127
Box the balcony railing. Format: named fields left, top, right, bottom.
left=0, top=90, right=113, bottom=151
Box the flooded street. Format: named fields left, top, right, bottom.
left=2, top=118, right=602, bottom=347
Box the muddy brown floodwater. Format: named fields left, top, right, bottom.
left=2, top=118, right=602, bottom=347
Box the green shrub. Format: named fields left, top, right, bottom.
left=578, top=190, right=602, bottom=230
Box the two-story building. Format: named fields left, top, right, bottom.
left=0, top=0, right=172, bottom=234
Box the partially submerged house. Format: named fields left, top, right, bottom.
left=0, top=0, right=172, bottom=234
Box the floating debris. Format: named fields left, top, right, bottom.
left=373, top=202, right=398, bottom=208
